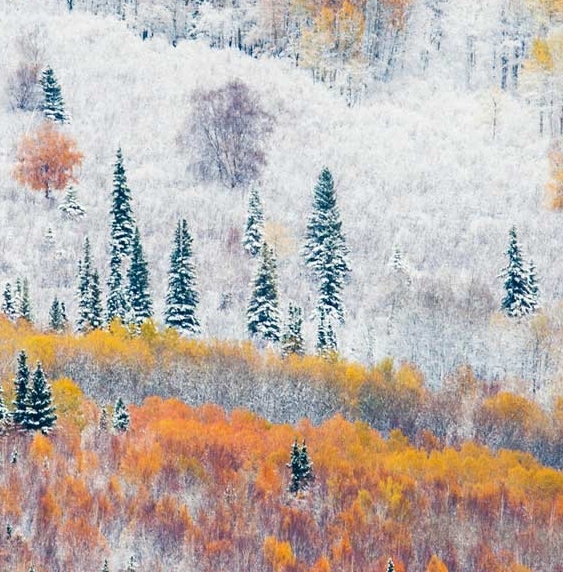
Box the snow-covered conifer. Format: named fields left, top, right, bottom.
left=247, top=242, right=280, bottom=343
left=12, top=351, right=30, bottom=427
left=18, top=278, right=32, bottom=323
left=281, top=302, right=305, bottom=357
left=127, top=226, right=153, bottom=325
left=1, top=283, right=16, bottom=321
left=49, top=296, right=67, bottom=332
left=58, top=186, right=85, bottom=219
left=242, top=186, right=265, bottom=257
left=165, top=219, right=200, bottom=334
left=106, top=251, right=128, bottom=324
left=40, top=66, right=66, bottom=123
left=112, top=397, right=130, bottom=432
left=110, top=148, right=136, bottom=258
left=24, top=362, right=57, bottom=434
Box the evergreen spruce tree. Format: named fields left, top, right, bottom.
left=48, top=297, right=66, bottom=332
left=500, top=227, right=535, bottom=319
left=112, top=397, right=130, bottom=432
left=165, top=219, right=200, bottom=334
left=59, top=186, right=86, bottom=219
left=12, top=351, right=30, bottom=427
left=99, top=406, right=109, bottom=432
left=316, top=309, right=337, bottom=357
left=110, top=148, right=136, bottom=258
left=390, top=247, right=412, bottom=286
left=24, top=362, right=57, bottom=434
left=303, top=167, right=350, bottom=322
left=77, top=238, right=103, bottom=332
left=247, top=243, right=281, bottom=343
left=44, top=227, right=56, bottom=250
left=127, top=226, right=153, bottom=325
left=106, top=251, right=128, bottom=324
left=89, top=269, right=104, bottom=330
left=387, top=559, right=395, bottom=572
left=242, top=186, right=265, bottom=257
left=18, top=278, right=32, bottom=323
left=1, top=283, right=16, bottom=321
left=287, top=439, right=314, bottom=494
left=76, top=238, right=92, bottom=332
left=287, top=439, right=302, bottom=494
left=101, top=559, right=110, bottom=572
left=281, top=303, right=305, bottom=357
left=528, top=259, right=540, bottom=313
left=40, top=66, right=66, bottom=123
left=14, top=278, right=22, bottom=316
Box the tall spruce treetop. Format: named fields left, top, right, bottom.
left=12, top=351, right=30, bottom=427
left=500, top=227, right=535, bottom=319
left=40, top=66, right=66, bottom=123
left=18, top=278, right=32, bottom=323
left=387, top=559, right=395, bottom=572
left=1, top=283, right=16, bottom=322
left=165, top=219, right=200, bottom=334
left=247, top=242, right=281, bottom=343
left=49, top=297, right=67, bottom=332
left=112, top=397, right=130, bottom=432
left=528, top=259, right=540, bottom=313
left=242, top=186, right=265, bottom=257
left=128, top=226, right=153, bottom=325
left=77, top=237, right=93, bottom=332
left=106, top=250, right=128, bottom=324
left=24, top=362, right=57, bottom=434
left=303, top=167, right=350, bottom=277
left=110, top=148, right=136, bottom=258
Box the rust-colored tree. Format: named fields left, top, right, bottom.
left=13, top=122, right=83, bottom=198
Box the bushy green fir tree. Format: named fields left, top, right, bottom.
left=112, top=397, right=130, bottom=432
left=1, top=283, right=16, bottom=321
left=49, top=296, right=67, bottom=332
left=106, top=251, right=128, bottom=324
left=242, top=186, right=265, bottom=257
left=110, top=148, right=136, bottom=258
left=12, top=351, right=30, bottom=427
left=528, top=259, right=540, bottom=313
left=77, top=238, right=104, bottom=332
left=287, top=439, right=314, bottom=494
left=387, top=558, right=395, bottom=572
left=247, top=243, right=281, bottom=343
left=165, top=219, right=200, bottom=334
left=18, top=278, right=32, bottom=323
left=500, top=227, right=537, bottom=319
left=127, top=226, right=153, bottom=326
left=303, top=167, right=350, bottom=322
left=40, top=66, right=66, bottom=123
left=24, top=362, right=57, bottom=434
left=101, top=559, right=110, bottom=572
left=281, top=303, right=305, bottom=357
left=58, top=186, right=85, bottom=219
left=316, top=309, right=337, bottom=357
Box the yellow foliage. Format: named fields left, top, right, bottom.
left=263, top=536, right=296, bottom=571
left=531, top=38, right=554, bottom=70
left=29, top=433, right=55, bottom=465
left=426, top=554, right=448, bottom=572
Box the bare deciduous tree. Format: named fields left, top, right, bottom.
left=183, top=79, right=274, bottom=189
left=7, top=27, right=46, bottom=112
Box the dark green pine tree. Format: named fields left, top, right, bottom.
left=40, top=66, right=66, bottom=123
left=500, top=227, right=535, bottom=319
left=101, top=559, right=110, bottom=572
left=165, top=219, right=200, bottom=334
left=77, top=237, right=93, bottom=332
left=49, top=296, right=67, bottom=332
left=112, top=397, right=130, bottom=432
left=287, top=439, right=302, bottom=494
left=316, top=309, right=337, bottom=357
left=242, top=186, right=265, bottom=257
left=12, top=351, right=30, bottom=427
left=387, top=558, right=395, bottom=572
left=247, top=243, right=281, bottom=343
left=24, top=362, right=57, bottom=434
left=110, top=148, right=136, bottom=258
left=303, top=168, right=350, bottom=323
left=298, top=440, right=314, bottom=490
left=89, top=269, right=104, bottom=330
left=281, top=303, right=305, bottom=357
left=106, top=251, right=128, bottom=324
left=1, top=283, right=16, bottom=321
left=18, top=278, right=32, bottom=323
left=127, top=226, right=153, bottom=326
left=528, top=259, right=540, bottom=313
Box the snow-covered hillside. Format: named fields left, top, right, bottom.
left=0, top=0, right=559, bottom=388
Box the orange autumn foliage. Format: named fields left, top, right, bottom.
left=13, top=121, right=83, bottom=198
